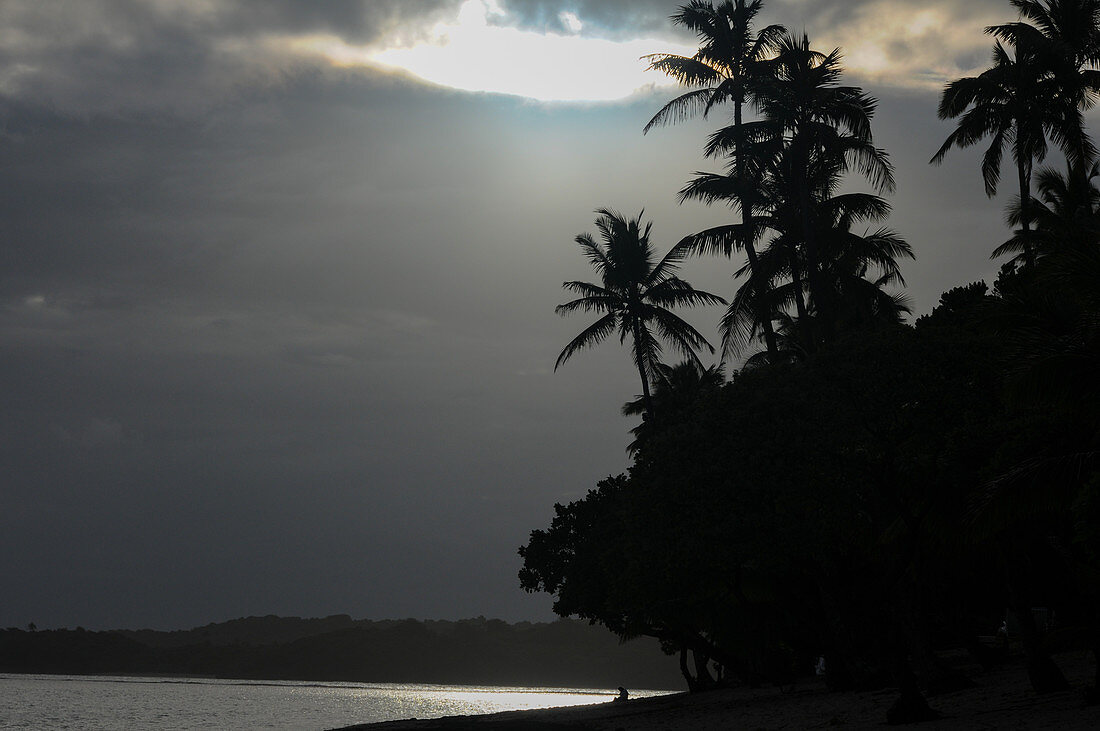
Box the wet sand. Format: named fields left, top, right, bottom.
left=331, top=651, right=1100, bottom=730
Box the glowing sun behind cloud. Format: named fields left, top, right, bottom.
left=299, top=0, right=694, bottom=102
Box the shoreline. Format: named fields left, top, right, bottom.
left=331, top=651, right=1100, bottom=730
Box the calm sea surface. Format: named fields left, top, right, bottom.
left=0, top=673, right=673, bottom=730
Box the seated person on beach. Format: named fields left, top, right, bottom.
left=614, top=686, right=628, bottom=702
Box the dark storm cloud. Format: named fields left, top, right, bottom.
left=0, top=0, right=459, bottom=47
left=0, top=0, right=461, bottom=114
left=208, top=0, right=459, bottom=42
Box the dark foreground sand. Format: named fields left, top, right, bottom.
left=332, top=650, right=1100, bottom=730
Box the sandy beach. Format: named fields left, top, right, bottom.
left=333, top=651, right=1100, bottom=730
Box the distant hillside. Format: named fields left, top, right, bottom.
left=117, top=613, right=365, bottom=648
left=0, top=616, right=683, bottom=690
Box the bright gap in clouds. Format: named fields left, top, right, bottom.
left=301, top=0, right=694, bottom=102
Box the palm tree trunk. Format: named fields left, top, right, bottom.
left=744, top=237, right=779, bottom=355
left=734, top=98, right=779, bottom=358
left=787, top=244, right=809, bottom=323
left=692, top=648, right=716, bottom=690
left=631, top=320, right=653, bottom=416
left=678, top=644, right=694, bottom=689
left=795, top=170, right=820, bottom=351
left=1017, top=154, right=1036, bottom=267
left=636, top=358, right=653, bottom=416
left=1002, top=537, right=1069, bottom=693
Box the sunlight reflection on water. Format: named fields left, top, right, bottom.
left=0, top=674, right=674, bottom=730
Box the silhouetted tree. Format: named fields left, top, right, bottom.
left=932, top=3, right=1090, bottom=264
left=554, top=209, right=725, bottom=414
left=932, top=27, right=1100, bottom=693
left=722, top=146, right=910, bottom=359
left=677, top=33, right=900, bottom=358
left=645, top=0, right=786, bottom=357
left=988, top=0, right=1100, bottom=162
left=524, top=316, right=1016, bottom=705
left=622, top=360, right=725, bottom=454
left=529, top=0, right=1100, bottom=717
left=997, top=157, right=1100, bottom=263
left=760, top=34, right=895, bottom=339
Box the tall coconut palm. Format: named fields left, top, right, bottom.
left=989, top=0, right=1100, bottom=158
left=644, top=0, right=786, bottom=357
left=985, top=1, right=1100, bottom=249
left=688, top=73, right=901, bottom=361
left=982, top=1, right=1100, bottom=404
left=762, top=35, right=895, bottom=195
left=555, top=209, right=726, bottom=415
left=931, top=32, right=1075, bottom=264
left=678, top=131, right=810, bottom=341
left=760, top=34, right=896, bottom=341
left=716, top=163, right=912, bottom=361
left=643, top=1, right=786, bottom=133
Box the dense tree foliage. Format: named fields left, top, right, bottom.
left=524, top=0, right=1100, bottom=723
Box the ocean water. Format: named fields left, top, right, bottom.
left=0, top=673, right=673, bottom=730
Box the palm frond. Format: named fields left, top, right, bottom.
left=646, top=277, right=728, bottom=308
left=643, top=88, right=719, bottom=133
left=554, top=313, right=617, bottom=371
left=555, top=289, right=617, bottom=316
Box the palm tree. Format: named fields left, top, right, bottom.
left=716, top=161, right=913, bottom=361
left=996, top=156, right=1100, bottom=263
left=989, top=0, right=1100, bottom=162
left=993, top=152, right=1100, bottom=408
left=622, top=361, right=725, bottom=454
left=685, top=87, right=904, bottom=361
left=932, top=17, right=1082, bottom=264
left=822, top=228, right=914, bottom=333
left=643, top=1, right=785, bottom=133
left=674, top=140, right=792, bottom=355
left=555, top=209, right=726, bottom=415
left=1006, top=0, right=1100, bottom=64
left=761, top=34, right=896, bottom=341
left=682, top=149, right=810, bottom=358
left=644, top=0, right=786, bottom=357
left=985, top=1, right=1100, bottom=256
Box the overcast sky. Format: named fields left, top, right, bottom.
left=0, top=0, right=1038, bottom=630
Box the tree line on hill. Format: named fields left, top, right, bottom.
left=0, top=616, right=682, bottom=689
left=521, top=0, right=1100, bottom=723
